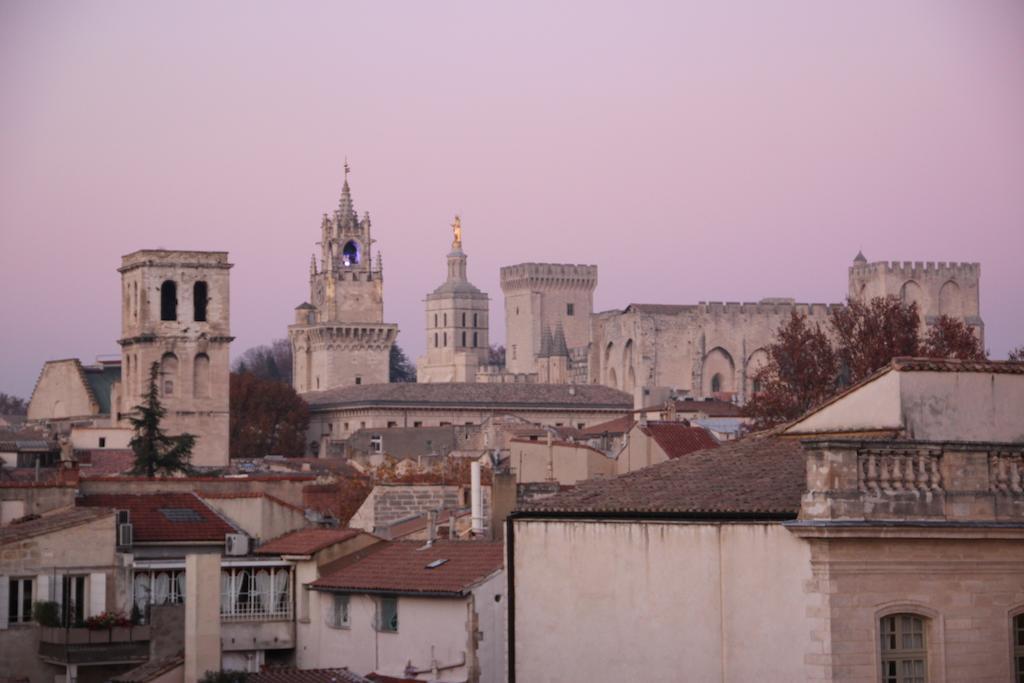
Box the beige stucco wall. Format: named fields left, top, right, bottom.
left=302, top=570, right=504, bottom=682
left=70, top=426, right=132, bottom=450
left=28, top=359, right=100, bottom=420
left=509, top=440, right=614, bottom=485
left=200, top=497, right=308, bottom=543
left=512, top=519, right=813, bottom=682
left=613, top=425, right=670, bottom=474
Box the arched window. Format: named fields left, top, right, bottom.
left=161, top=353, right=178, bottom=396
left=434, top=314, right=438, bottom=328
left=880, top=614, right=926, bottom=683
left=341, top=241, right=360, bottom=266
left=193, top=281, right=208, bottom=322
left=473, top=313, right=478, bottom=328
left=443, top=332, right=448, bottom=347
left=193, top=354, right=210, bottom=398
left=711, top=373, right=722, bottom=394
left=443, top=313, right=447, bottom=327
left=160, top=281, right=177, bottom=321
left=434, top=333, right=439, bottom=348
left=473, top=332, right=478, bottom=347
left=461, top=331, right=467, bottom=347
left=462, top=312, right=466, bottom=327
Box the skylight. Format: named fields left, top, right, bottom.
left=425, top=558, right=449, bottom=569
left=159, top=508, right=203, bottom=522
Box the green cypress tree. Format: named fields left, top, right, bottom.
left=130, top=362, right=196, bottom=477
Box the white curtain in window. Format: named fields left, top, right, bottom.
left=133, top=573, right=150, bottom=611
left=254, top=570, right=271, bottom=612
left=175, top=572, right=186, bottom=603
left=153, top=572, right=170, bottom=605
left=273, top=569, right=289, bottom=612
left=220, top=571, right=232, bottom=615
left=234, top=570, right=247, bottom=609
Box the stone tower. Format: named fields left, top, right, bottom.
left=848, top=253, right=983, bottom=342
left=417, top=216, right=490, bottom=383
left=290, top=166, right=398, bottom=393
left=117, top=250, right=232, bottom=468
left=500, top=263, right=597, bottom=375
left=536, top=323, right=570, bottom=383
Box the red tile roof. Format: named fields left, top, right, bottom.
left=311, top=540, right=503, bottom=596
left=249, top=669, right=372, bottom=683
left=519, top=436, right=805, bottom=517
left=256, top=528, right=366, bottom=555
left=639, top=422, right=719, bottom=459
left=77, top=449, right=135, bottom=477
left=580, top=415, right=635, bottom=436
left=889, top=356, right=1024, bottom=374
left=0, top=507, right=113, bottom=545
left=78, top=493, right=235, bottom=543
left=671, top=398, right=743, bottom=417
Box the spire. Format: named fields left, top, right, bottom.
left=552, top=323, right=569, bottom=357
left=538, top=327, right=552, bottom=358
left=854, top=249, right=867, bottom=264
left=309, top=254, right=317, bottom=276
left=337, top=159, right=357, bottom=229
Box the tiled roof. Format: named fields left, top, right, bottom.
left=639, top=422, right=719, bottom=459
left=303, top=382, right=631, bottom=411
left=518, top=436, right=805, bottom=517
left=672, top=397, right=743, bottom=417
left=0, top=507, right=113, bottom=545
left=312, top=540, right=503, bottom=596
left=78, top=493, right=235, bottom=542
left=110, top=653, right=183, bottom=682
left=249, top=668, right=372, bottom=683
left=256, top=528, right=366, bottom=555
left=580, top=415, right=634, bottom=436
left=889, top=356, right=1024, bottom=374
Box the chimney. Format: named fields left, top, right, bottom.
left=427, top=510, right=437, bottom=546
left=471, top=460, right=484, bottom=537
left=489, top=469, right=517, bottom=542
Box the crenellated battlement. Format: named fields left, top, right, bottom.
left=850, top=260, right=980, bottom=279
left=500, top=262, right=598, bottom=291
left=694, top=301, right=842, bottom=317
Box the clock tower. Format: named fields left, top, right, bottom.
left=289, top=164, right=398, bottom=393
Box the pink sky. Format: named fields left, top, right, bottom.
left=1, top=1, right=1022, bottom=398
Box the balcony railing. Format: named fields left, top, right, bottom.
left=38, top=626, right=151, bottom=665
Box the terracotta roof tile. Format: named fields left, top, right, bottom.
left=78, top=493, right=235, bottom=543
left=256, top=528, right=366, bottom=555
left=77, top=449, right=135, bottom=477
left=519, top=436, right=805, bottom=517
left=311, top=540, right=503, bottom=596
left=0, top=507, right=113, bottom=545
left=639, top=422, right=719, bottom=459
left=889, top=356, right=1024, bottom=374
left=249, top=669, right=372, bottom=683
left=110, top=653, right=183, bottom=682
left=672, top=398, right=743, bottom=417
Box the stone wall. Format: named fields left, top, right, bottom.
left=27, top=359, right=100, bottom=421
left=348, top=484, right=491, bottom=534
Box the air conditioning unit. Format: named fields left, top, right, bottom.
left=118, top=522, right=133, bottom=547
left=225, top=533, right=249, bottom=556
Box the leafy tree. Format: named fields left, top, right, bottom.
left=0, top=392, right=28, bottom=415
left=1008, top=346, right=1024, bottom=362
left=389, top=344, right=416, bottom=383
left=831, top=296, right=920, bottom=385
left=129, top=363, right=195, bottom=477
left=921, top=315, right=986, bottom=360
left=230, top=372, right=309, bottom=458
left=231, top=339, right=293, bottom=385
left=743, top=312, right=838, bottom=428
left=487, top=344, right=506, bottom=367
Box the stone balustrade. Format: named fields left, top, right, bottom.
left=989, top=451, right=1024, bottom=495
left=858, top=449, right=943, bottom=495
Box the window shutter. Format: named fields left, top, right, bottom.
left=37, top=574, right=51, bottom=602
left=0, top=576, right=9, bottom=629
left=89, top=573, right=106, bottom=617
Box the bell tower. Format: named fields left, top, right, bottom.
left=289, top=164, right=398, bottom=393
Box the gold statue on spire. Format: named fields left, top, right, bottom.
left=451, top=214, right=462, bottom=249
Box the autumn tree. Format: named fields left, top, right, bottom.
left=0, top=393, right=28, bottom=415
left=230, top=372, right=309, bottom=458
left=232, top=339, right=292, bottom=385
left=487, top=344, right=506, bottom=367
left=130, top=363, right=195, bottom=477
left=742, top=312, right=838, bottom=428
left=921, top=315, right=986, bottom=360
left=1008, top=346, right=1024, bottom=362
left=389, top=344, right=416, bottom=383
left=831, top=296, right=920, bottom=385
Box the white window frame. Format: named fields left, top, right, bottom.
left=8, top=577, right=34, bottom=625
left=375, top=595, right=398, bottom=633
left=325, top=594, right=350, bottom=629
